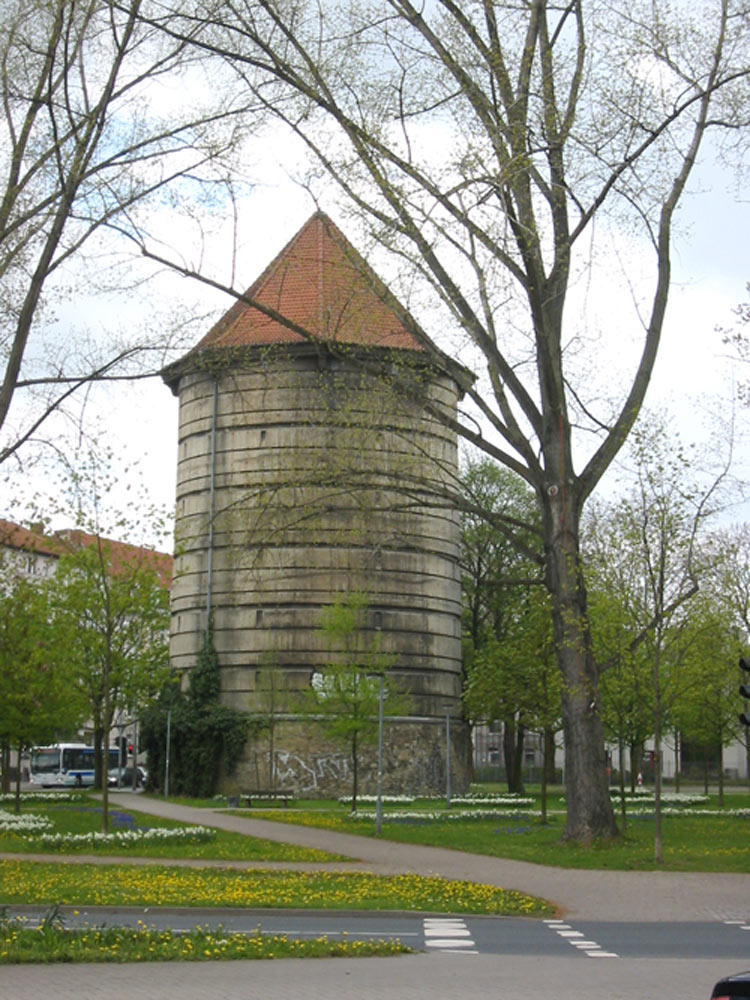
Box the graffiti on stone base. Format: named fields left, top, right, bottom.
left=274, top=750, right=350, bottom=793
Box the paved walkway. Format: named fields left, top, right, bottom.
left=42, top=793, right=750, bottom=922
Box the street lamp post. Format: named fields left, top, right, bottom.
left=375, top=674, right=384, bottom=835
left=444, top=705, right=451, bottom=808
left=165, top=708, right=171, bottom=798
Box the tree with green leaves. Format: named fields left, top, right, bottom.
left=671, top=590, right=743, bottom=806
left=587, top=565, right=655, bottom=826
left=460, top=458, right=555, bottom=795
left=140, top=620, right=251, bottom=798
left=300, top=592, right=405, bottom=811
left=704, top=524, right=750, bottom=785
left=673, top=527, right=750, bottom=798
left=0, top=564, right=86, bottom=811
left=584, top=418, right=730, bottom=857
left=461, top=457, right=542, bottom=656
left=463, top=588, right=560, bottom=814
left=585, top=496, right=656, bottom=807
left=252, top=649, right=293, bottom=790
left=49, top=533, right=170, bottom=831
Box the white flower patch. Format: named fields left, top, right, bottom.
left=30, top=825, right=216, bottom=850
left=464, top=791, right=531, bottom=799
left=351, top=809, right=543, bottom=822
left=662, top=793, right=710, bottom=805
left=340, top=795, right=415, bottom=805
left=450, top=796, right=535, bottom=807
left=610, top=791, right=709, bottom=806
left=0, top=792, right=87, bottom=805
left=625, top=807, right=750, bottom=818
left=0, top=809, right=53, bottom=833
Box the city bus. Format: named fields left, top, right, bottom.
left=29, top=743, right=122, bottom=788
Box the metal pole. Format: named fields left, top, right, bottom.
left=132, top=716, right=139, bottom=788
left=116, top=722, right=124, bottom=789
left=206, top=378, right=219, bottom=626
left=445, top=707, right=451, bottom=808
left=376, top=674, right=384, bottom=835
left=165, top=708, right=171, bottom=798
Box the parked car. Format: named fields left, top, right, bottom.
left=108, top=765, right=147, bottom=789
left=711, top=973, right=750, bottom=998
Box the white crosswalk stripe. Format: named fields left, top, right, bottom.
left=544, top=918, right=618, bottom=958
left=423, top=917, right=478, bottom=955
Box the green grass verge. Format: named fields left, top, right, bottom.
left=0, top=915, right=410, bottom=964
left=0, top=799, right=344, bottom=863
left=243, top=794, right=750, bottom=872
left=0, top=859, right=551, bottom=916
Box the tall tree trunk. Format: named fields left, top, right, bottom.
left=101, top=728, right=110, bottom=835
left=653, top=642, right=663, bottom=865
left=544, top=494, right=618, bottom=841
left=514, top=723, right=525, bottom=795
left=101, top=654, right=111, bottom=835
left=618, top=735, right=628, bottom=831
left=13, top=741, right=22, bottom=814
left=503, top=719, right=524, bottom=793
left=93, top=727, right=104, bottom=790
left=351, top=730, right=358, bottom=812
left=1, top=742, right=10, bottom=794
left=717, top=736, right=724, bottom=808
left=269, top=720, right=275, bottom=790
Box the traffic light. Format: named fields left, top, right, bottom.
left=739, top=657, right=750, bottom=727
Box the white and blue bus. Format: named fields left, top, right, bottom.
left=29, top=743, right=122, bottom=788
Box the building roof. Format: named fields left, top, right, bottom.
left=0, top=519, right=60, bottom=559
left=0, top=519, right=173, bottom=588
left=54, top=529, right=173, bottom=589
left=193, top=211, right=424, bottom=353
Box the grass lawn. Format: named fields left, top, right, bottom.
left=242, top=791, right=750, bottom=872
left=0, top=858, right=550, bottom=915
left=5, top=788, right=750, bottom=871
left=0, top=796, right=343, bottom=863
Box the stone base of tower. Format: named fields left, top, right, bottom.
left=219, top=716, right=473, bottom=800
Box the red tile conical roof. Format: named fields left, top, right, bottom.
left=195, top=212, right=423, bottom=352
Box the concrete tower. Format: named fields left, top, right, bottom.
left=162, top=212, right=472, bottom=795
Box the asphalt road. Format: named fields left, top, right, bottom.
left=6, top=906, right=750, bottom=960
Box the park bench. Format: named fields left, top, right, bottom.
left=239, top=790, right=295, bottom=808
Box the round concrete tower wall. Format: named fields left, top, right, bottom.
left=168, top=342, right=469, bottom=795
